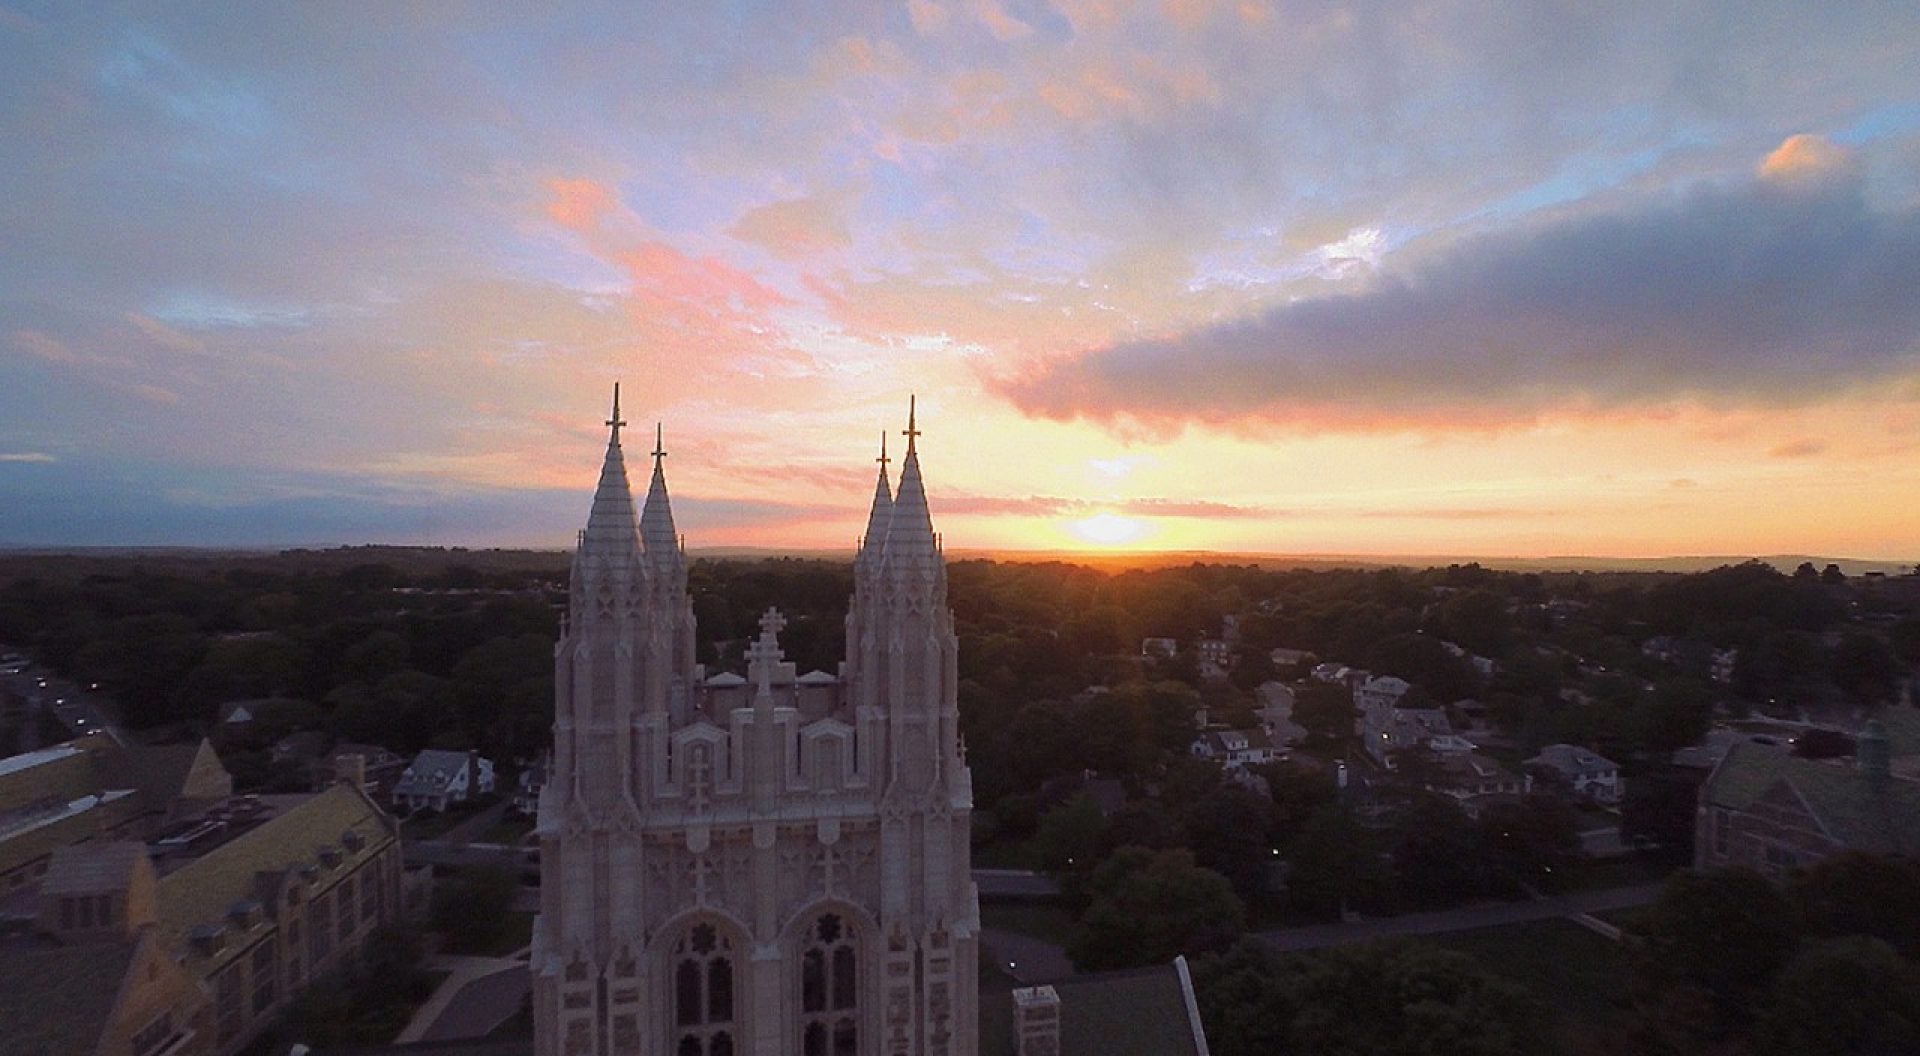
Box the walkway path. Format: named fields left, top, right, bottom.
left=394, top=948, right=531, bottom=1044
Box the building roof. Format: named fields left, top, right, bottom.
left=1703, top=743, right=1920, bottom=856
left=1528, top=744, right=1618, bottom=776
left=979, top=961, right=1207, bottom=1056
left=395, top=749, right=475, bottom=795
left=155, top=785, right=393, bottom=973
left=40, top=840, right=145, bottom=896
left=1361, top=675, right=1410, bottom=696
left=0, top=939, right=133, bottom=1056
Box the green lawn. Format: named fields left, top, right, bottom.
left=1547, top=855, right=1673, bottom=893
left=400, top=803, right=489, bottom=841
left=1423, top=919, right=1629, bottom=1042
left=980, top=902, right=1079, bottom=946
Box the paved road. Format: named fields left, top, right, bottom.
left=1256, top=882, right=1663, bottom=952
left=1, top=663, right=128, bottom=748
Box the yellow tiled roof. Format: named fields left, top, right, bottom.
left=156, top=785, right=395, bottom=973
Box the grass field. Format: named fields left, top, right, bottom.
left=980, top=902, right=1079, bottom=946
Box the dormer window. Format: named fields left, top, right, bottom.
left=342, top=830, right=365, bottom=853
left=318, top=846, right=342, bottom=869
left=189, top=923, right=226, bottom=956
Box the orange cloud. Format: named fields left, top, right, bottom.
left=1759, top=134, right=1855, bottom=183
left=729, top=194, right=852, bottom=260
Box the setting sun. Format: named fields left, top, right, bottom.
left=1068, top=512, right=1150, bottom=547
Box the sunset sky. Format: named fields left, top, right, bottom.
left=2, top=2, right=1918, bottom=558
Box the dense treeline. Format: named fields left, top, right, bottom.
left=1, top=553, right=1912, bottom=776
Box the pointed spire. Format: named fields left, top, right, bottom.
left=640, top=420, right=682, bottom=573
left=582, top=384, right=640, bottom=556
left=860, top=430, right=894, bottom=567
left=885, top=395, right=936, bottom=566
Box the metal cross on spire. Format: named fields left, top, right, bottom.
left=651, top=422, right=667, bottom=469
left=605, top=382, right=626, bottom=440
left=902, top=394, right=921, bottom=454
left=876, top=430, right=890, bottom=469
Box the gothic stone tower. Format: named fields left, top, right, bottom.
left=533, top=390, right=979, bottom=1056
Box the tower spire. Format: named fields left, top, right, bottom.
left=605, top=382, right=626, bottom=442
left=652, top=422, right=666, bottom=470
left=903, top=394, right=921, bottom=456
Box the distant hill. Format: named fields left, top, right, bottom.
left=0, top=543, right=1911, bottom=579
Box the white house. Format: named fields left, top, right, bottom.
left=1526, top=744, right=1623, bottom=804
left=1191, top=727, right=1279, bottom=770
left=1355, top=675, right=1412, bottom=712
left=391, top=749, right=495, bottom=813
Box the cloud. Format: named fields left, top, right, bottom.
left=993, top=143, right=1920, bottom=434
left=937, top=493, right=1270, bottom=518
left=1769, top=438, right=1827, bottom=458
left=1759, top=133, right=1856, bottom=184
left=0, top=452, right=56, bottom=463
left=728, top=193, right=853, bottom=260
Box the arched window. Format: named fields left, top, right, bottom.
left=799, top=913, right=858, bottom=1056
left=671, top=923, right=735, bottom=1056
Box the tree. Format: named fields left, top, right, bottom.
left=1633, top=868, right=1799, bottom=1035
left=1254, top=759, right=1336, bottom=841
left=1068, top=848, right=1244, bottom=971
left=1292, top=683, right=1356, bottom=742
left=1031, top=793, right=1106, bottom=899
left=1830, top=631, right=1900, bottom=706
left=1477, top=795, right=1580, bottom=885
left=1184, top=785, right=1280, bottom=898
left=1285, top=805, right=1384, bottom=916
left=1388, top=795, right=1490, bottom=908
left=1753, top=937, right=1920, bottom=1056
left=1792, top=853, right=1920, bottom=959
left=1193, top=940, right=1542, bottom=1056
left=1366, top=633, right=1480, bottom=703
left=1821, top=563, right=1845, bottom=584
left=1433, top=589, right=1512, bottom=657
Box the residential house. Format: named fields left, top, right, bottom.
left=512, top=757, right=549, bottom=817
left=308, top=743, right=407, bottom=800
left=1268, top=647, right=1316, bottom=669
left=391, top=749, right=494, bottom=813
left=1190, top=728, right=1278, bottom=771
left=1254, top=682, right=1308, bottom=750
left=1696, top=715, right=1920, bottom=877
left=1354, top=676, right=1453, bottom=767
left=1527, top=744, right=1623, bottom=804
left=1195, top=639, right=1233, bottom=680
left=1422, top=753, right=1531, bottom=816
left=1139, top=638, right=1177, bottom=659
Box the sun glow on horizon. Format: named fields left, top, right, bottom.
left=1067, top=512, right=1151, bottom=547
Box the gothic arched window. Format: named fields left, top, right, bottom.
left=799, top=913, right=858, bottom=1056
left=671, top=923, right=735, bottom=1056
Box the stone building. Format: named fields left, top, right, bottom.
left=533, top=392, right=979, bottom=1056
left=0, top=778, right=406, bottom=1056
left=1697, top=715, right=1920, bottom=876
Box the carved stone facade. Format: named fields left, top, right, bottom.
left=533, top=391, right=979, bottom=1056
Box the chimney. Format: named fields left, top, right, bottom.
left=1012, top=985, right=1061, bottom=1056
left=336, top=752, right=368, bottom=793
